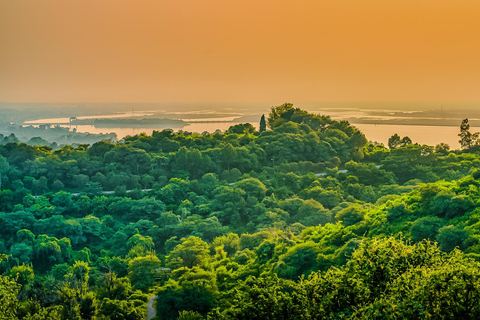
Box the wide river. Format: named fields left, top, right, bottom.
left=354, top=123, right=471, bottom=149
left=24, top=111, right=475, bottom=149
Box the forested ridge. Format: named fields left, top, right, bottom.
left=2, top=104, right=480, bottom=319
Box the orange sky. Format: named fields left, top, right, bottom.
left=1, top=0, right=480, bottom=103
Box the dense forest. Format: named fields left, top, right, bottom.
left=0, top=123, right=117, bottom=148
left=2, top=104, right=480, bottom=319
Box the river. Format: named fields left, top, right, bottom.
left=353, top=123, right=473, bottom=148
left=23, top=110, right=475, bottom=149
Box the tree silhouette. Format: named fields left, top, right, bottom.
left=459, top=118, right=479, bottom=149
left=259, top=114, right=266, bottom=132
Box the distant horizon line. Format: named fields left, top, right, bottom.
left=1, top=101, right=480, bottom=105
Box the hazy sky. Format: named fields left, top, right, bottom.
left=1, top=0, right=480, bottom=103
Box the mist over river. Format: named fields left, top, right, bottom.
left=22, top=105, right=478, bottom=149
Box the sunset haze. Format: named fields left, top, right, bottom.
left=1, top=0, right=479, bottom=103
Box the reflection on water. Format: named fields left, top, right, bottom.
left=354, top=123, right=470, bottom=148
left=22, top=107, right=471, bottom=149
left=64, top=122, right=467, bottom=148
left=24, top=112, right=154, bottom=124
left=67, top=122, right=247, bottom=139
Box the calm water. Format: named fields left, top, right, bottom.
left=24, top=112, right=154, bottom=124
left=65, top=122, right=246, bottom=138
left=32, top=122, right=469, bottom=149
left=354, top=123, right=471, bottom=148
left=23, top=108, right=472, bottom=148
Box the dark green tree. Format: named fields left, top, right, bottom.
left=459, top=118, right=479, bottom=149
left=259, top=115, right=266, bottom=132
left=267, top=103, right=296, bottom=129
left=388, top=133, right=404, bottom=149
left=400, top=136, right=412, bottom=146
left=156, top=283, right=216, bottom=320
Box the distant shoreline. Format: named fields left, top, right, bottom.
left=71, top=118, right=186, bottom=128
left=347, top=118, right=477, bottom=127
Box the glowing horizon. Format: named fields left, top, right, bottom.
left=1, top=0, right=480, bottom=104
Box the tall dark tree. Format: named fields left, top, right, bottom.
left=459, top=118, right=479, bottom=149
left=259, top=115, right=266, bottom=132
left=267, top=103, right=296, bottom=129
left=388, top=134, right=412, bottom=149
left=388, top=134, right=401, bottom=149
left=400, top=136, right=412, bottom=147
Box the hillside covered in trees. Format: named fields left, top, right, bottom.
left=2, top=104, right=480, bottom=319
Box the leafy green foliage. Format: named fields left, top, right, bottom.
left=215, top=238, right=480, bottom=319
left=1, top=108, right=480, bottom=319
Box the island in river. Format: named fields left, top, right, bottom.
left=70, top=118, right=186, bottom=128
